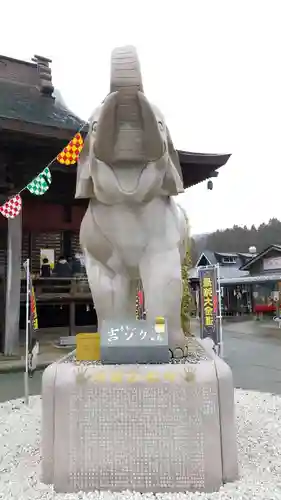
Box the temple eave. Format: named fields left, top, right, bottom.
left=178, top=151, right=231, bottom=189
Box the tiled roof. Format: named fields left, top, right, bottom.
left=238, top=252, right=258, bottom=258
left=191, top=249, right=253, bottom=281
left=178, top=151, right=231, bottom=189
left=189, top=266, right=248, bottom=281
left=0, top=54, right=230, bottom=191
left=203, top=250, right=217, bottom=264
left=218, top=267, right=249, bottom=279
left=215, top=252, right=239, bottom=258
left=220, top=273, right=281, bottom=284
left=0, top=79, right=83, bottom=131
left=195, top=250, right=217, bottom=266
left=240, top=244, right=281, bottom=271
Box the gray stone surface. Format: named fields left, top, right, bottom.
left=100, top=319, right=169, bottom=364
left=41, top=340, right=238, bottom=493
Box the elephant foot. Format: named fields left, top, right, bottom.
left=168, top=329, right=187, bottom=353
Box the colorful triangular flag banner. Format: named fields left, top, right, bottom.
left=56, top=133, right=84, bottom=166
left=0, top=194, right=22, bottom=219
left=27, top=167, right=52, bottom=196
left=0, top=126, right=86, bottom=219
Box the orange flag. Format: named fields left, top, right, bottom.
left=57, top=133, right=84, bottom=166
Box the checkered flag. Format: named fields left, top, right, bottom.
left=0, top=194, right=22, bottom=218
left=27, top=167, right=52, bottom=196
left=57, top=133, right=84, bottom=165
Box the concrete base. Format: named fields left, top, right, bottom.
left=41, top=340, right=238, bottom=493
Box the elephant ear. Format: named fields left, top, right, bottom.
left=161, top=126, right=185, bottom=195
left=75, top=126, right=95, bottom=199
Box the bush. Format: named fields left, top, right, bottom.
left=181, top=246, right=193, bottom=335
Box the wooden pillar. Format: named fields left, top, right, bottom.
left=4, top=212, right=22, bottom=355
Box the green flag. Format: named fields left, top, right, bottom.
left=27, top=167, right=52, bottom=196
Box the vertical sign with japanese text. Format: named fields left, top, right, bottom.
left=198, top=266, right=219, bottom=344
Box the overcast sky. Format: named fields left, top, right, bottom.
left=1, top=0, right=280, bottom=235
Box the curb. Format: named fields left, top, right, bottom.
left=0, top=360, right=54, bottom=375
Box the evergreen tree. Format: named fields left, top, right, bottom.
left=191, top=219, right=281, bottom=259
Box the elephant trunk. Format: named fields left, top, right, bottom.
left=110, top=45, right=143, bottom=94
left=94, top=46, right=164, bottom=165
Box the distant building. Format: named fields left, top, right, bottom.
left=191, top=250, right=254, bottom=279
left=189, top=250, right=257, bottom=316
left=232, top=244, right=281, bottom=315
left=190, top=245, right=281, bottom=317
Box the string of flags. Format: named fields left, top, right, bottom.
left=0, top=132, right=85, bottom=219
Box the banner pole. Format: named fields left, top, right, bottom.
left=24, top=258, right=30, bottom=405
left=216, top=264, right=223, bottom=358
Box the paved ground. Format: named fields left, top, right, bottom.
left=193, top=319, right=281, bottom=394
left=0, top=320, right=280, bottom=402
left=216, top=320, right=281, bottom=395
left=0, top=370, right=43, bottom=403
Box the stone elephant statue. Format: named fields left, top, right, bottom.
left=76, top=46, right=189, bottom=348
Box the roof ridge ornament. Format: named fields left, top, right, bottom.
left=32, top=55, right=54, bottom=97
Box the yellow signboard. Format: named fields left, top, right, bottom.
left=202, top=276, right=214, bottom=327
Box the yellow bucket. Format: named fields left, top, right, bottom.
left=76, top=333, right=100, bottom=361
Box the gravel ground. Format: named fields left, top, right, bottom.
left=0, top=390, right=281, bottom=499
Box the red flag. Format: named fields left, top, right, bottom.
left=0, top=194, right=22, bottom=219
left=138, top=290, right=143, bottom=306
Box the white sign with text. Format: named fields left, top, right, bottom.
left=263, top=256, right=281, bottom=271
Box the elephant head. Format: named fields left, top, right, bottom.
left=75, top=46, right=184, bottom=199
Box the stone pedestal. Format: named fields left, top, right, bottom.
left=41, top=340, right=238, bottom=493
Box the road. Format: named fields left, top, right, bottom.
left=0, top=370, right=43, bottom=403
left=218, top=321, right=281, bottom=395
left=0, top=320, right=280, bottom=402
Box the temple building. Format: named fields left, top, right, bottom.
left=0, top=53, right=231, bottom=354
